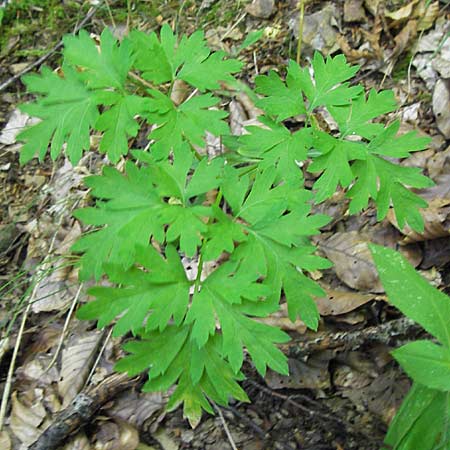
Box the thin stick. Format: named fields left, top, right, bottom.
left=296, top=0, right=305, bottom=64
left=44, top=283, right=84, bottom=373
left=0, top=5, right=99, bottom=92
left=213, top=402, right=239, bottom=450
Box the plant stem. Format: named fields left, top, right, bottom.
left=296, top=0, right=305, bottom=65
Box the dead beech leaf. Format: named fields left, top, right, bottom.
left=59, top=329, right=104, bottom=406
left=320, top=232, right=383, bottom=292
left=316, top=289, right=377, bottom=316
left=385, top=0, right=419, bottom=21
left=0, top=430, right=11, bottom=450
left=10, top=391, right=47, bottom=446
left=265, top=352, right=332, bottom=390
left=63, top=433, right=91, bottom=450
left=92, top=418, right=139, bottom=450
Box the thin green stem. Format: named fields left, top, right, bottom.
left=296, top=0, right=305, bottom=65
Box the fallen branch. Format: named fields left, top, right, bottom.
left=284, top=317, right=421, bottom=358
left=29, top=373, right=139, bottom=450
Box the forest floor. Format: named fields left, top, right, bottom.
left=0, top=0, right=449, bottom=449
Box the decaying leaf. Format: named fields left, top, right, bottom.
left=32, top=264, right=78, bottom=313
left=63, top=432, right=91, bottom=450
left=320, top=231, right=384, bottom=292
left=58, top=328, right=104, bottom=406
left=341, top=368, right=410, bottom=424
left=0, top=430, right=12, bottom=450
left=109, top=391, right=168, bottom=429
left=10, top=391, right=48, bottom=446
left=266, top=352, right=332, bottom=390
left=385, top=0, right=419, bottom=22
left=257, top=302, right=307, bottom=333
left=316, top=289, right=378, bottom=316
left=91, top=418, right=140, bottom=450
left=416, top=1, right=440, bottom=31
left=344, top=0, right=366, bottom=22
left=289, top=4, right=340, bottom=56
left=433, top=79, right=450, bottom=139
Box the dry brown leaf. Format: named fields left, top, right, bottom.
left=58, top=329, right=104, bottom=406
left=245, top=0, right=275, bottom=19
left=364, top=0, right=381, bottom=16
left=344, top=0, right=367, bottom=22
left=92, top=418, right=140, bottom=450
left=109, top=391, right=168, bottom=429
left=342, top=369, right=410, bottom=424
left=433, top=79, right=450, bottom=139
left=315, top=289, right=378, bottom=316
left=0, top=430, right=12, bottom=450
left=427, top=145, right=450, bottom=179
left=393, top=19, right=418, bottom=57
left=63, top=432, right=92, bottom=450
left=265, top=352, right=332, bottom=390
left=10, top=391, right=48, bottom=446
left=257, top=302, right=307, bottom=333
left=336, top=34, right=372, bottom=62
left=416, top=1, right=440, bottom=31
left=385, top=0, right=419, bottom=21
left=320, top=231, right=384, bottom=292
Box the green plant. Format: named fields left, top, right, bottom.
left=18, top=25, right=433, bottom=430
left=371, top=245, right=450, bottom=450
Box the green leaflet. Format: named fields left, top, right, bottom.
left=224, top=167, right=331, bottom=327
left=19, top=65, right=99, bottom=164
left=63, top=28, right=133, bottom=90
left=116, top=329, right=248, bottom=427
left=77, top=245, right=190, bottom=335
left=145, top=90, right=229, bottom=159
left=130, top=24, right=242, bottom=89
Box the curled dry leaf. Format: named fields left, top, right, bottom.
left=319, top=231, right=384, bottom=292
left=316, top=289, right=378, bottom=316
left=416, top=1, right=440, bottom=31
left=385, top=0, right=419, bottom=22
left=91, top=418, right=140, bottom=450
left=58, top=329, right=104, bottom=406
left=10, top=391, right=48, bottom=446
